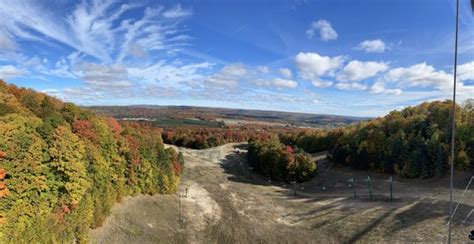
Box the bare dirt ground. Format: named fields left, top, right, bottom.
left=90, top=143, right=474, bottom=243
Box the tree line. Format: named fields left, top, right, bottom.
left=161, top=126, right=278, bottom=149
left=281, top=100, right=473, bottom=178
left=0, top=81, right=184, bottom=243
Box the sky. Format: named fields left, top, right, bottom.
left=0, top=0, right=473, bottom=117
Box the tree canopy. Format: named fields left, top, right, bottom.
left=0, top=81, right=183, bottom=243
left=281, top=100, right=473, bottom=178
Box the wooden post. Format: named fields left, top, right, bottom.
left=389, top=176, right=393, bottom=201
left=350, top=178, right=357, bottom=199
left=367, top=176, right=372, bottom=201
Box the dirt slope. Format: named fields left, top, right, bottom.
left=90, top=143, right=473, bottom=243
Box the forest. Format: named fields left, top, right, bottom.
left=0, top=81, right=184, bottom=243
left=161, top=126, right=277, bottom=149
left=247, top=137, right=316, bottom=182
left=154, top=100, right=473, bottom=180
left=283, top=100, right=474, bottom=178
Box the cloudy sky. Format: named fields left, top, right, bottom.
left=0, top=0, right=473, bottom=117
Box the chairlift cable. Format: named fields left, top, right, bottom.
left=447, top=176, right=473, bottom=225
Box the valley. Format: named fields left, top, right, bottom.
left=90, top=143, right=473, bottom=243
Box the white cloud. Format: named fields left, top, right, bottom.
left=0, top=1, right=189, bottom=62
left=220, top=63, right=247, bottom=77
left=335, top=82, right=367, bottom=91
left=457, top=82, right=474, bottom=101
left=337, top=60, right=389, bottom=82
left=311, top=80, right=333, bottom=88
left=128, top=61, right=213, bottom=87
left=458, top=61, right=474, bottom=82
left=75, top=63, right=132, bottom=88
left=306, top=19, right=338, bottom=41
left=380, top=61, right=474, bottom=101
left=41, top=89, right=62, bottom=98
left=116, top=7, right=190, bottom=63
left=0, top=29, right=16, bottom=50
left=256, top=65, right=270, bottom=74
left=384, top=62, right=452, bottom=89
left=253, top=78, right=298, bottom=89
left=0, top=65, right=23, bottom=79
left=357, top=39, right=387, bottom=53
left=294, top=52, right=344, bottom=81
left=370, top=82, right=402, bottom=95
left=278, top=68, right=292, bottom=79
left=206, top=63, right=247, bottom=88
left=163, top=4, right=192, bottom=18
left=272, top=78, right=297, bottom=88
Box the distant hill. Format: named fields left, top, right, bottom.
left=88, top=105, right=370, bottom=128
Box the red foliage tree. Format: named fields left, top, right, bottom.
left=72, top=120, right=96, bottom=141
left=106, top=117, right=122, bottom=135
left=172, top=159, right=181, bottom=176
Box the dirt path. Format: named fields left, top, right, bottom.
left=90, top=143, right=474, bottom=243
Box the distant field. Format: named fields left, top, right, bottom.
left=152, top=118, right=224, bottom=128
left=88, top=105, right=369, bottom=128
left=220, top=118, right=290, bottom=127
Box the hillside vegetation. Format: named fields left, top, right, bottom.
left=248, top=137, right=316, bottom=182
left=285, top=100, right=473, bottom=178
left=162, top=126, right=275, bottom=149
left=0, top=81, right=183, bottom=243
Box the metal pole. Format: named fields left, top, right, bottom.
left=351, top=178, right=357, bottom=199
left=368, top=176, right=372, bottom=201
left=293, top=181, right=297, bottom=196
left=389, top=176, right=393, bottom=201
left=448, top=0, right=459, bottom=243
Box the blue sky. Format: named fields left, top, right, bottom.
left=0, top=0, right=473, bottom=117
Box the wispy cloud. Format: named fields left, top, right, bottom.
left=205, top=63, right=247, bottom=88
left=306, top=19, right=338, bottom=41
left=370, top=82, right=402, bottom=95
left=163, top=4, right=192, bottom=18
left=0, top=0, right=190, bottom=62
left=0, top=1, right=471, bottom=117
left=0, top=28, right=16, bottom=50
left=0, top=65, right=24, bottom=79
left=252, top=78, right=297, bottom=89
left=278, top=68, right=292, bottom=79
left=356, top=39, right=387, bottom=53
